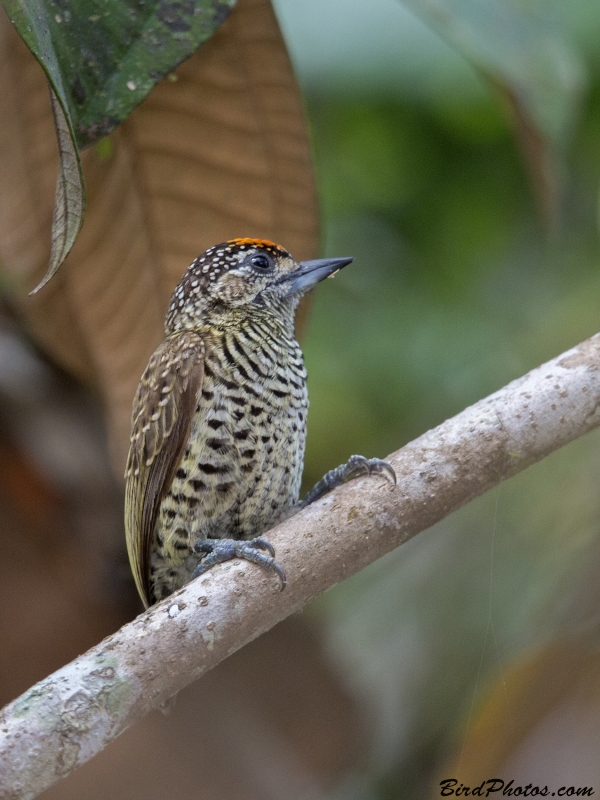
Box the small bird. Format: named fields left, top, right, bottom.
left=125, top=238, right=395, bottom=607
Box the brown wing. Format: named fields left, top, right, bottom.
left=125, top=331, right=205, bottom=607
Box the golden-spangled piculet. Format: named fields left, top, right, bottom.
left=125, top=238, right=395, bottom=607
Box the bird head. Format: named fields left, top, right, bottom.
left=165, top=239, right=353, bottom=333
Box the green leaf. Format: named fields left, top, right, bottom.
left=396, top=0, right=585, bottom=228
left=2, top=0, right=236, bottom=148
left=1, top=0, right=236, bottom=286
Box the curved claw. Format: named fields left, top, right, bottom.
left=249, top=536, right=276, bottom=557
left=191, top=537, right=286, bottom=591
left=367, top=458, right=397, bottom=485
left=236, top=542, right=286, bottom=590
left=346, top=455, right=396, bottom=486
left=271, top=561, right=287, bottom=591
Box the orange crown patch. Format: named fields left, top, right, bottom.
left=227, top=238, right=287, bottom=253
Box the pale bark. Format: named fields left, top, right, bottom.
left=1, top=333, right=600, bottom=800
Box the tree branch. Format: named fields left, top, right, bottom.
left=2, top=333, right=600, bottom=800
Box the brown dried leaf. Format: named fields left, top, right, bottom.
left=0, top=0, right=319, bottom=475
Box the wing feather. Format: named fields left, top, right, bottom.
left=125, top=331, right=205, bottom=607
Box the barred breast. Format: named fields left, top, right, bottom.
left=150, top=315, right=308, bottom=601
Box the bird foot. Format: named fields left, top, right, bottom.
left=191, top=537, right=286, bottom=590
left=300, top=454, right=396, bottom=508
left=340, top=454, right=397, bottom=484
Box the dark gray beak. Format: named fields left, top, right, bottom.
left=279, top=257, right=354, bottom=296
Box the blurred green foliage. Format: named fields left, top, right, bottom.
left=298, top=47, right=600, bottom=800
left=303, top=87, right=600, bottom=485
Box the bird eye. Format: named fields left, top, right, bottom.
left=250, top=253, right=272, bottom=271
